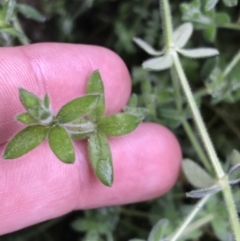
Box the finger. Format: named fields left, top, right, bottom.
left=0, top=43, right=131, bottom=144
left=0, top=123, right=182, bottom=234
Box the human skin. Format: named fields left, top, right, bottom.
left=0, top=43, right=182, bottom=235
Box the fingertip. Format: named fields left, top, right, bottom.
left=77, top=122, right=182, bottom=208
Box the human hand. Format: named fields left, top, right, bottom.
left=0, top=43, right=181, bottom=235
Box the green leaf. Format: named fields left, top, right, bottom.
left=186, top=185, right=222, bottom=198
left=223, top=0, right=238, bottom=7
left=182, top=159, right=215, bottom=188
left=17, top=3, right=47, bottom=22
left=5, top=0, right=16, bottom=23
left=177, top=48, right=219, bottom=59
left=0, top=27, right=21, bottom=37
left=19, top=88, right=42, bottom=118
left=230, top=149, right=240, bottom=166
left=133, top=37, right=163, bottom=56
left=173, top=22, right=193, bottom=48
left=142, top=54, right=173, bottom=71
left=86, top=70, right=105, bottom=119
left=203, top=24, right=216, bottom=42
left=127, top=94, right=138, bottom=107
left=16, top=112, right=37, bottom=124
left=228, top=163, right=240, bottom=185
left=205, top=0, right=219, bottom=10
left=3, top=125, right=48, bottom=159
left=123, top=106, right=147, bottom=121
left=19, top=88, right=53, bottom=124
left=215, top=13, right=230, bottom=26
left=57, top=94, right=100, bottom=123
left=44, top=94, right=50, bottom=108
left=48, top=125, right=75, bottom=163
left=147, top=219, right=169, bottom=241
left=88, top=132, right=113, bottom=186
left=98, top=113, right=141, bottom=136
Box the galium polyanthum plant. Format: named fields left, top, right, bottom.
left=129, top=0, right=240, bottom=240
left=3, top=70, right=142, bottom=187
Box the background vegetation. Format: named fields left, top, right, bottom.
left=1, top=0, right=240, bottom=240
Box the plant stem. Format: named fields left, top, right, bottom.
left=169, top=195, right=210, bottom=241
left=223, top=50, right=240, bottom=77
left=171, top=51, right=240, bottom=240
left=160, top=0, right=240, bottom=239
left=171, top=68, right=212, bottom=173
left=220, top=23, right=240, bottom=31
left=171, top=51, right=224, bottom=178
left=161, top=0, right=173, bottom=47
left=182, top=120, right=212, bottom=172
left=220, top=176, right=240, bottom=240
left=183, top=213, right=214, bottom=236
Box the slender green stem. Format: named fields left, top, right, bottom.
left=171, top=51, right=240, bottom=240
left=171, top=51, right=224, bottom=178
left=223, top=50, right=240, bottom=77
left=220, top=176, right=240, bottom=239
left=182, top=120, right=212, bottom=173
left=160, top=1, right=240, bottom=239
left=171, top=68, right=212, bottom=173
left=161, top=0, right=173, bottom=47
left=219, top=23, right=240, bottom=31
left=169, top=195, right=210, bottom=241
left=183, top=213, right=214, bottom=236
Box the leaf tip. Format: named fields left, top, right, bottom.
left=2, top=154, right=9, bottom=159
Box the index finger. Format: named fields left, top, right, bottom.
left=0, top=43, right=131, bottom=144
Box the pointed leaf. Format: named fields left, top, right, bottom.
left=142, top=55, right=172, bottom=71
left=127, top=94, right=138, bottom=107
left=17, top=3, right=47, bottom=22
left=5, top=0, right=16, bottom=23
left=88, top=132, right=113, bottom=186
left=3, top=125, right=48, bottom=159
left=228, top=163, right=240, bottom=185
left=57, top=94, right=100, bottom=123
left=44, top=94, right=50, bottom=108
left=186, top=185, right=222, bottom=198
left=148, top=219, right=169, bottom=241
left=19, top=88, right=42, bottom=119
left=223, top=0, right=237, bottom=7
left=86, top=70, right=105, bottom=119
left=205, top=0, right=219, bottom=10
left=230, top=149, right=240, bottom=166
left=98, top=113, right=141, bottom=137
left=133, top=37, right=163, bottom=56
left=0, top=27, right=21, bottom=37
left=48, top=125, right=75, bottom=163
left=173, top=23, right=193, bottom=48
left=182, top=159, right=215, bottom=188
left=124, top=106, right=147, bottom=121
left=16, top=112, right=37, bottom=124
left=177, top=48, right=219, bottom=59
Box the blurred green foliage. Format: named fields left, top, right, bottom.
left=1, top=0, right=240, bottom=240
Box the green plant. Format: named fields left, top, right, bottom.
left=130, top=0, right=240, bottom=240
left=2, top=0, right=240, bottom=240
left=0, top=0, right=46, bottom=45
left=3, top=70, right=142, bottom=187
